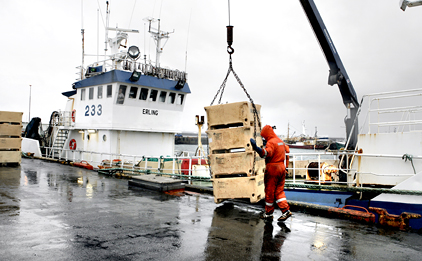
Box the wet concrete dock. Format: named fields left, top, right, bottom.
left=1, top=158, right=422, bottom=260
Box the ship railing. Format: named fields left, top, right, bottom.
left=85, top=58, right=188, bottom=82
left=48, top=110, right=73, bottom=127
left=287, top=149, right=422, bottom=187
left=360, top=88, right=422, bottom=134
left=43, top=147, right=342, bottom=183
left=43, top=147, right=210, bottom=182
left=287, top=150, right=353, bottom=186
left=59, top=110, right=73, bottom=127
left=42, top=147, right=422, bottom=187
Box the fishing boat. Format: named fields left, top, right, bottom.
left=20, top=3, right=197, bottom=171
left=285, top=140, right=326, bottom=150
left=284, top=122, right=334, bottom=150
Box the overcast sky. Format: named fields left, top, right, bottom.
left=1, top=0, right=421, bottom=139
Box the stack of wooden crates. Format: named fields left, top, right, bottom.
left=0, top=111, right=23, bottom=166
left=205, top=102, right=266, bottom=203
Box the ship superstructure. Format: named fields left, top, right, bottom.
left=46, top=7, right=190, bottom=162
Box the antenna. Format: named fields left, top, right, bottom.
left=104, top=1, right=109, bottom=59
left=97, top=8, right=99, bottom=62
left=184, top=4, right=194, bottom=72
left=81, top=0, right=85, bottom=80
left=143, top=17, right=174, bottom=68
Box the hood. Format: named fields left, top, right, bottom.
left=261, top=125, right=278, bottom=140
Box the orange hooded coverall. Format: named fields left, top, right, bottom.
left=259, top=125, right=290, bottom=215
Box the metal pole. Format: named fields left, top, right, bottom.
left=293, top=155, right=296, bottom=184
left=318, top=154, right=321, bottom=185
left=29, top=85, right=32, bottom=122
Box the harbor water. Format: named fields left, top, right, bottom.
left=1, top=158, right=421, bottom=260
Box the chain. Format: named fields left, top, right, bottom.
left=210, top=54, right=262, bottom=175
left=210, top=56, right=231, bottom=106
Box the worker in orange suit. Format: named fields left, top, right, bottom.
left=250, top=125, right=291, bottom=222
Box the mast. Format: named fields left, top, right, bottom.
left=81, top=0, right=85, bottom=80
left=287, top=122, right=290, bottom=140
left=81, top=28, right=85, bottom=80
left=104, top=1, right=109, bottom=66
left=144, top=18, right=174, bottom=68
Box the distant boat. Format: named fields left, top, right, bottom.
left=287, top=141, right=326, bottom=150
left=284, top=121, right=331, bottom=150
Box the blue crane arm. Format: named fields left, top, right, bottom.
left=299, top=0, right=359, bottom=149
left=299, top=0, right=359, bottom=108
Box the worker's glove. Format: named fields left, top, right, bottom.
left=250, top=138, right=263, bottom=155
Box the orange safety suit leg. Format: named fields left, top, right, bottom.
left=264, top=163, right=289, bottom=214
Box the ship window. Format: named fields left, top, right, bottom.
left=139, top=88, right=149, bottom=101
left=107, top=85, right=112, bottom=98
left=149, top=89, right=158, bottom=102
left=89, top=87, right=94, bottom=100
left=81, top=89, right=86, bottom=101
left=98, top=86, right=103, bottom=99
left=117, top=85, right=127, bottom=104
left=129, top=87, right=138, bottom=99
left=177, top=94, right=184, bottom=105
left=168, top=92, right=176, bottom=104
left=159, top=91, right=167, bottom=103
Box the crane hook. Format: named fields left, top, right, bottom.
left=226, top=25, right=234, bottom=54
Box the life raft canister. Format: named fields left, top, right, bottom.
left=69, top=139, right=77, bottom=150
left=72, top=109, right=76, bottom=122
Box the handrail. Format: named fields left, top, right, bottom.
left=85, top=58, right=188, bottom=82
left=363, top=88, right=422, bottom=134
left=41, top=147, right=422, bottom=189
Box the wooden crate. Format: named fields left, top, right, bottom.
left=206, top=126, right=263, bottom=153
left=0, top=124, right=22, bottom=137
left=205, top=101, right=261, bottom=129
left=0, top=138, right=22, bottom=150
left=209, top=152, right=265, bottom=178
left=0, top=111, right=22, bottom=165
left=0, top=111, right=23, bottom=123
left=0, top=151, right=21, bottom=164
left=206, top=102, right=264, bottom=177
left=212, top=173, right=265, bottom=203
left=205, top=102, right=265, bottom=203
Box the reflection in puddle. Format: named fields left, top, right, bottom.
left=86, top=183, right=93, bottom=198
left=23, top=169, right=38, bottom=185
left=0, top=167, right=21, bottom=216
left=205, top=203, right=263, bottom=260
